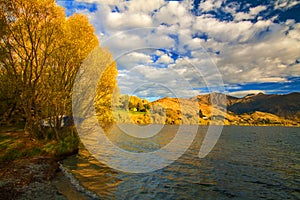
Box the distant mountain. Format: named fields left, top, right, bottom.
left=114, top=92, right=300, bottom=126
left=227, top=92, right=300, bottom=120
left=151, top=92, right=300, bottom=125
left=189, top=92, right=300, bottom=120
left=190, top=92, right=239, bottom=106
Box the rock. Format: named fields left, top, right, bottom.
left=0, top=157, right=65, bottom=199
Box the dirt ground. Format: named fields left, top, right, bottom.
left=0, top=128, right=89, bottom=199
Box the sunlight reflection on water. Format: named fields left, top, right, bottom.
left=62, top=125, right=300, bottom=199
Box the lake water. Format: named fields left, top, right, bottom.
left=61, top=125, right=300, bottom=199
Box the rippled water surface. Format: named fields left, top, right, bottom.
left=62, top=125, right=300, bottom=199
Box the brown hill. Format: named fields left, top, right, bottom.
left=150, top=92, right=300, bottom=126
left=227, top=92, right=300, bottom=120
left=190, top=92, right=242, bottom=107
left=113, top=92, right=300, bottom=126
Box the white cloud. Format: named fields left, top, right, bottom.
left=71, top=0, right=300, bottom=97
left=233, top=5, right=267, bottom=21
left=186, top=38, right=205, bottom=50
left=155, top=50, right=164, bottom=56
left=102, top=32, right=147, bottom=54
left=154, top=1, right=191, bottom=26
left=274, top=0, right=300, bottom=10
left=249, top=5, right=267, bottom=16
left=169, top=57, right=223, bottom=89
left=147, top=33, right=175, bottom=48
left=199, top=0, right=223, bottom=12
left=193, top=16, right=273, bottom=43
left=117, top=65, right=199, bottom=98
left=117, top=52, right=152, bottom=69
left=234, top=12, right=252, bottom=21
left=228, top=90, right=265, bottom=97
left=106, top=12, right=153, bottom=29
left=127, top=0, right=166, bottom=13
left=258, top=77, right=288, bottom=83
left=157, top=54, right=174, bottom=64
left=216, top=20, right=300, bottom=84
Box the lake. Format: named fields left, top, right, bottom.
left=61, top=125, right=300, bottom=199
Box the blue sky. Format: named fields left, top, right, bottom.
left=56, top=0, right=300, bottom=99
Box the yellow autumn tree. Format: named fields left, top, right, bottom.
left=0, top=0, right=118, bottom=139
left=43, top=13, right=99, bottom=139
left=94, top=51, right=118, bottom=131
left=0, top=0, right=66, bottom=137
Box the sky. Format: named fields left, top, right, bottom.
left=56, top=0, right=300, bottom=100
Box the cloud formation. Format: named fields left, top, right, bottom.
left=63, top=0, right=300, bottom=98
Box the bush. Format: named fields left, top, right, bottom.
left=43, top=135, right=79, bottom=157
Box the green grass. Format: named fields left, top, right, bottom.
left=0, top=135, right=13, bottom=150
left=0, top=126, right=79, bottom=162
left=43, top=135, right=79, bottom=157
left=0, top=144, right=43, bottom=162
left=129, top=111, right=148, bottom=115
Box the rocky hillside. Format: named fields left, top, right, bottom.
left=227, top=92, right=300, bottom=120
left=113, top=93, right=300, bottom=126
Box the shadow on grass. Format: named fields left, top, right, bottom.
left=0, top=126, right=79, bottom=163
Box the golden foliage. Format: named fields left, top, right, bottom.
left=94, top=56, right=118, bottom=130
left=0, top=0, right=118, bottom=138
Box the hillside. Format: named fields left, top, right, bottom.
left=227, top=92, right=300, bottom=120
left=112, top=93, right=300, bottom=126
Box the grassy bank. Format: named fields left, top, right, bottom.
left=0, top=126, right=79, bottom=163
left=0, top=125, right=81, bottom=199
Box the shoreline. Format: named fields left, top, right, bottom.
left=0, top=155, right=92, bottom=200
left=0, top=156, right=62, bottom=199
left=58, top=161, right=100, bottom=199
left=0, top=126, right=87, bottom=199
left=111, top=122, right=300, bottom=127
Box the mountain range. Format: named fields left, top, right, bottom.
left=190, top=92, right=300, bottom=119
left=114, top=92, right=300, bottom=126
left=226, top=92, right=300, bottom=120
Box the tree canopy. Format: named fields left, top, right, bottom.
left=0, top=0, right=118, bottom=139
